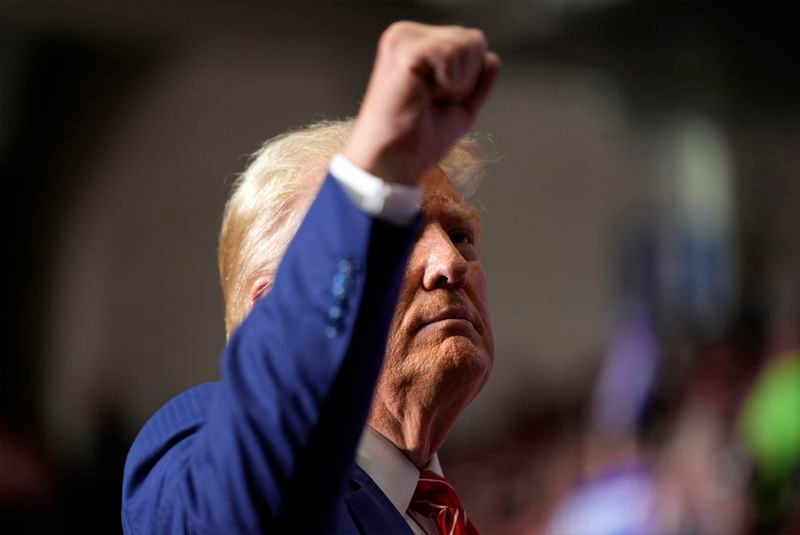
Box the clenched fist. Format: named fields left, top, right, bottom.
left=343, top=21, right=501, bottom=186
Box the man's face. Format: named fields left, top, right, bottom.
left=375, top=167, right=494, bottom=427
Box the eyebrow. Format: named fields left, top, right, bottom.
left=433, top=197, right=481, bottom=226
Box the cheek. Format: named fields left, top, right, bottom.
left=470, top=269, right=491, bottom=320
left=390, top=248, right=427, bottom=327
left=384, top=266, right=420, bottom=354
left=468, top=268, right=494, bottom=355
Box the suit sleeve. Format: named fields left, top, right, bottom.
left=122, top=173, right=422, bottom=534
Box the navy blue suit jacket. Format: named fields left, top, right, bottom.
left=122, top=174, right=422, bottom=534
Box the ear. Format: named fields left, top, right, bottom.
left=249, top=275, right=273, bottom=305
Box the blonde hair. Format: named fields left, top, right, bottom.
left=219, top=118, right=486, bottom=336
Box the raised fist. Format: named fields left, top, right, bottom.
left=343, top=21, right=501, bottom=186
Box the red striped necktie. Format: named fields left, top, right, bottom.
left=409, top=470, right=479, bottom=535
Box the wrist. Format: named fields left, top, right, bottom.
left=343, top=136, right=422, bottom=187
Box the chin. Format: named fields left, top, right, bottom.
left=432, top=335, right=492, bottom=392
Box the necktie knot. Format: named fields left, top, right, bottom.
left=410, top=470, right=478, bottom=535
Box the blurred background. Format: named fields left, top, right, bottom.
left=2, top=0, right=799, bottom=533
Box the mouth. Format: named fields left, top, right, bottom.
left=415, top=305, right=478, bottom=333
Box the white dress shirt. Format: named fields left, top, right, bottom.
left=329, top=153, right=422, bottom=225
left=356, top=426, right=443, bottom=535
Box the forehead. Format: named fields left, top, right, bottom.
left=420, top=167, right=480, bottom=225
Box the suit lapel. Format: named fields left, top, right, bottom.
left=344, top=465, right=414, bottom=534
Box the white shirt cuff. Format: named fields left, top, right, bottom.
left=329, top=154, right=422, bottom=226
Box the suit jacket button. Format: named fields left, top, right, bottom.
left=331, top=282, right=347, bottom=298
left=324, top=325, right=339, bottom=338
left=338, top=259, right=353, bottom=273
left=328, top=305, right=344, bottom=320
left=331, top=272, right=354, bottom=298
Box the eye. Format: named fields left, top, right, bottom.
left=449, top=229, right=474, bottom=246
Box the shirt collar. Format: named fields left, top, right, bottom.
left=355, top=426, right=443, bottom=515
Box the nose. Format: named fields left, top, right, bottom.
left=421, top=225, right=469, bottom=291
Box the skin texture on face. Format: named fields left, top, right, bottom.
left=368, top=167, right=495, bottom=468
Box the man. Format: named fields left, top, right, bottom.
left=123, top=21, right=500, bottom=534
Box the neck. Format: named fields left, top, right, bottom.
left=368, top=399, right=458, bottom=469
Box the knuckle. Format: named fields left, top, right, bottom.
left=466, top=30, right=487, bottom=52
left=468, top=28, right=486, bottom=42
left=380, top=21, right=415, bottom=51
left=380, top=23, right=427, bottom=70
